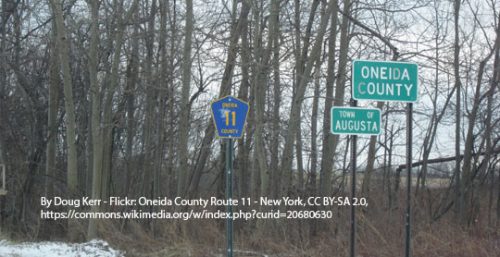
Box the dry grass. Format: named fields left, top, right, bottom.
left=98, top=186, right=499, bottom=257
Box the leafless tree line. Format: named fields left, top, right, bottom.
left=0, top=0, right=498, bottom=241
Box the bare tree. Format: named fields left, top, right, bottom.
left=319, top=0, right=339, bottom=197
left=177, top=0, right=194, bottom=198
left=49, top=0, right=78, bottom=196
left=49, top=0, right=79, bottom=240
left=282, top=0, right=336, bottom=196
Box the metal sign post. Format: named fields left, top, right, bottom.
left=211, top=95, right=248, bottom=257
left=225, top=138, right=233, bottom=257
left=405, top=103, right=413, bottom=257
left=352, top=59, right=418, bottom=257
left=350, top=99, right=357, bottom=257
left=331, top=100, right=381, bottom=257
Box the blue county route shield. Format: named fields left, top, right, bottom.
left=211, top=96, right=249, bottom=138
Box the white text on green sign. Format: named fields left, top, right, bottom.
left=331, top=107, right=381, bottom=135
left=352, top=60, right=418, bottom=102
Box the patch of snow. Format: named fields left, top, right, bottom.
left=0, top=239, right=124, bottom=257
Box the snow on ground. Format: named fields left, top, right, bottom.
left=0, top=239, right=124, bottom=257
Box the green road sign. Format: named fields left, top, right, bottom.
left=352, top=60, right=418, bottom=102
left=331, top=107, right=381, bottom=135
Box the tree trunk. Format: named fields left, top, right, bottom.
left=291, top=0, right=320, bottom=193
left=237, top=6, right=251, bottom=198
left=490, top=13, right=500, bottom=226
left=309, top=64, right=320, bottom=190
left=307, top=63, right=321, bottom=237
left=49, top=0, right=78, bottom=195
left=176, top=0, right=193, bottom=198
left=88, top=0, right=138, bottom=238
left=250, top=1, right=262, bottom=200
left=187, top=1, right=250, bottom=197
left=453, top=0, right=464, bottom=222
left=41, top=20, right=61, bottom=240
left=319, top=1, right=339, bottom=197
left=461, top=53, right=494, bottom=225
left=417, top=49, right=455, bottom=196
left=46, top=23, right=60, bottom=198
left=269, top=1, right=281, bottom=196
left=321, top=0, right=346, bottom=197
left=124, top=3, right=139, bottom=197
left=140, top=0, right=157, bottom=202
left=387, top=123, right=395, bottom=209
left=251, top=0, right=279, bottom=198
left=295, top=128, right=304, bottom=190
left=87, top=0, right=102, bottom=239
left=460, top=9, right=499, bottom=222
left=282, top=0, right=335, bottom=196
left=49, top=0, right=79, bottom=240
left=166, top=0, right=178, bottom=198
